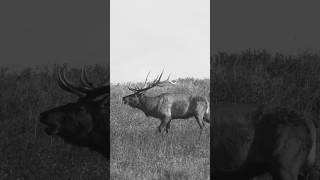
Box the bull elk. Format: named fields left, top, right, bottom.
left=212, top=104, right=317, bottom=180
left=39, top=66, right=109, bottom=159
left=122, top=71, right=210, bottom=134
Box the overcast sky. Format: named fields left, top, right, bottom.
left=212, top=0, right=320, bottom=55
left=110, top=0, right=210, bottom=83
left=0, top=0, right=107, bottom=68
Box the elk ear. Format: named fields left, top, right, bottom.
left=76, top=115, right=94, bottom=133
left=94, top=94, right=108, bottom=105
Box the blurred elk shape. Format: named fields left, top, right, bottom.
left=212, top=104, right=317, bottom=180
left=122, top=71, right=210, bottom=134
left=39, top=66, right=109, bottom=159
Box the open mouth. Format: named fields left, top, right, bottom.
left=44, top=126, right=59, bottom=135
left=40, top=120, right=59, bottom=135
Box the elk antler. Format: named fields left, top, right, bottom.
left=56, top=65, right=109, bottom=97
left=127, top=70, right=176, bottom=93
left=80, top=66, right=95, bottom=89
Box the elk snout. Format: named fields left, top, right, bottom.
left=39, top=112, right=61, bottom=135
left=122, top=97, right=128, bottom=104
left=39, top=112, right=47, bottom=124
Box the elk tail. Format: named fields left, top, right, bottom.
left=203, top=98, right=210, bottom=124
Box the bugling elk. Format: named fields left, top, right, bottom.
left=39, top=66, right=109, bottom=159
left=122, top=71, right=210, bottom=134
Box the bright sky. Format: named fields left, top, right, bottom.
left=110, top=0, right=210, bottom=83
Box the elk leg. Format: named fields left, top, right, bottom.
left=158, top=120, right=164, bottom=133
left=195, top=115, right=204, bottom=129
left=195, top=115, right=205, bottom=140
left=158, top=118, right=170, bottom=133
left=165, top=120, right=172, bottom=133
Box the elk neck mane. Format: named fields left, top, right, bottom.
left=138, top=94, right=163, bottom=117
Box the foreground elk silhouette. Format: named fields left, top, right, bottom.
left=122, top=71, right=210, bottom=133
left=39, top=66, right=109, bottom=159
left=213, top=104, right=317, bottom=180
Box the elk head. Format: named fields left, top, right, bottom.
left=122, top=71, right=176, bottom=108
left=39, top=66, right=109, bottom=158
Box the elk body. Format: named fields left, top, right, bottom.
left=39, top=66, right=109, bottom=159
left=122, top=71, right=210, bottom=133
left=212, top=104, right=317, bottom=180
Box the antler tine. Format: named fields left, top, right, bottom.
left=62, top=67, right=92, bottom=93
left=85, top=67, right=95, bottom=88
left=146, top=70, right=162, bottom=87
left=56, top=66, right=85, bottom=97
left=128, top=86, right=137, bottom=92
left=56, top=66, right=65, bottom=88
left=142, top=72, right=150, bottom=88
left=56, top=65, right=109, bottom=97
left=127, top=70, right=173, bottom=93
left=149, top=75, right=157, bottom=86
left=151, top=70, right=164, bottom=87
left=126, top=82, right=136, bottom=92
left=156, top=69, right=164, bottom=82
left=163, top=73, right=177, bottom=85
left=153, top=71, right=176, bottom=87
left=141, top=70, right=164, bottom=89
left=56, top=66, right=71, bottom=91
left=127, top=72, right=151, bottom=92
left=80, top=66, right=95, bottom=89
left=80, top=67, right=88, bottom=88
left=127, top=82, right=140, bottom=92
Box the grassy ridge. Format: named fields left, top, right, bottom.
left=211, top=50, right=320, bottom=179
left=0, top=65, right=108, bottom=180
left=212, top=50, right=320, bottom=112
left=110, top=78, right=210, bottom=180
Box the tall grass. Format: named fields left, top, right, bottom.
left=0, top=64, right=108, bottom=180
left=110, top=78, right=210, bottom=180
left=212, top=50, right=320, bottom=112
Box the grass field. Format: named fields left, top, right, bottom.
left=4, top=49, right=320, bottom=179
left=0, top=65, right=109, bottom=180
left=110, top=78, right=210, bottom=180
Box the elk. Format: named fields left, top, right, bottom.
left=212, top=104, right=317, bottom=180
left=122, top=71, right=210, bottom=133
left=39, top=66, right=109, bottom=159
